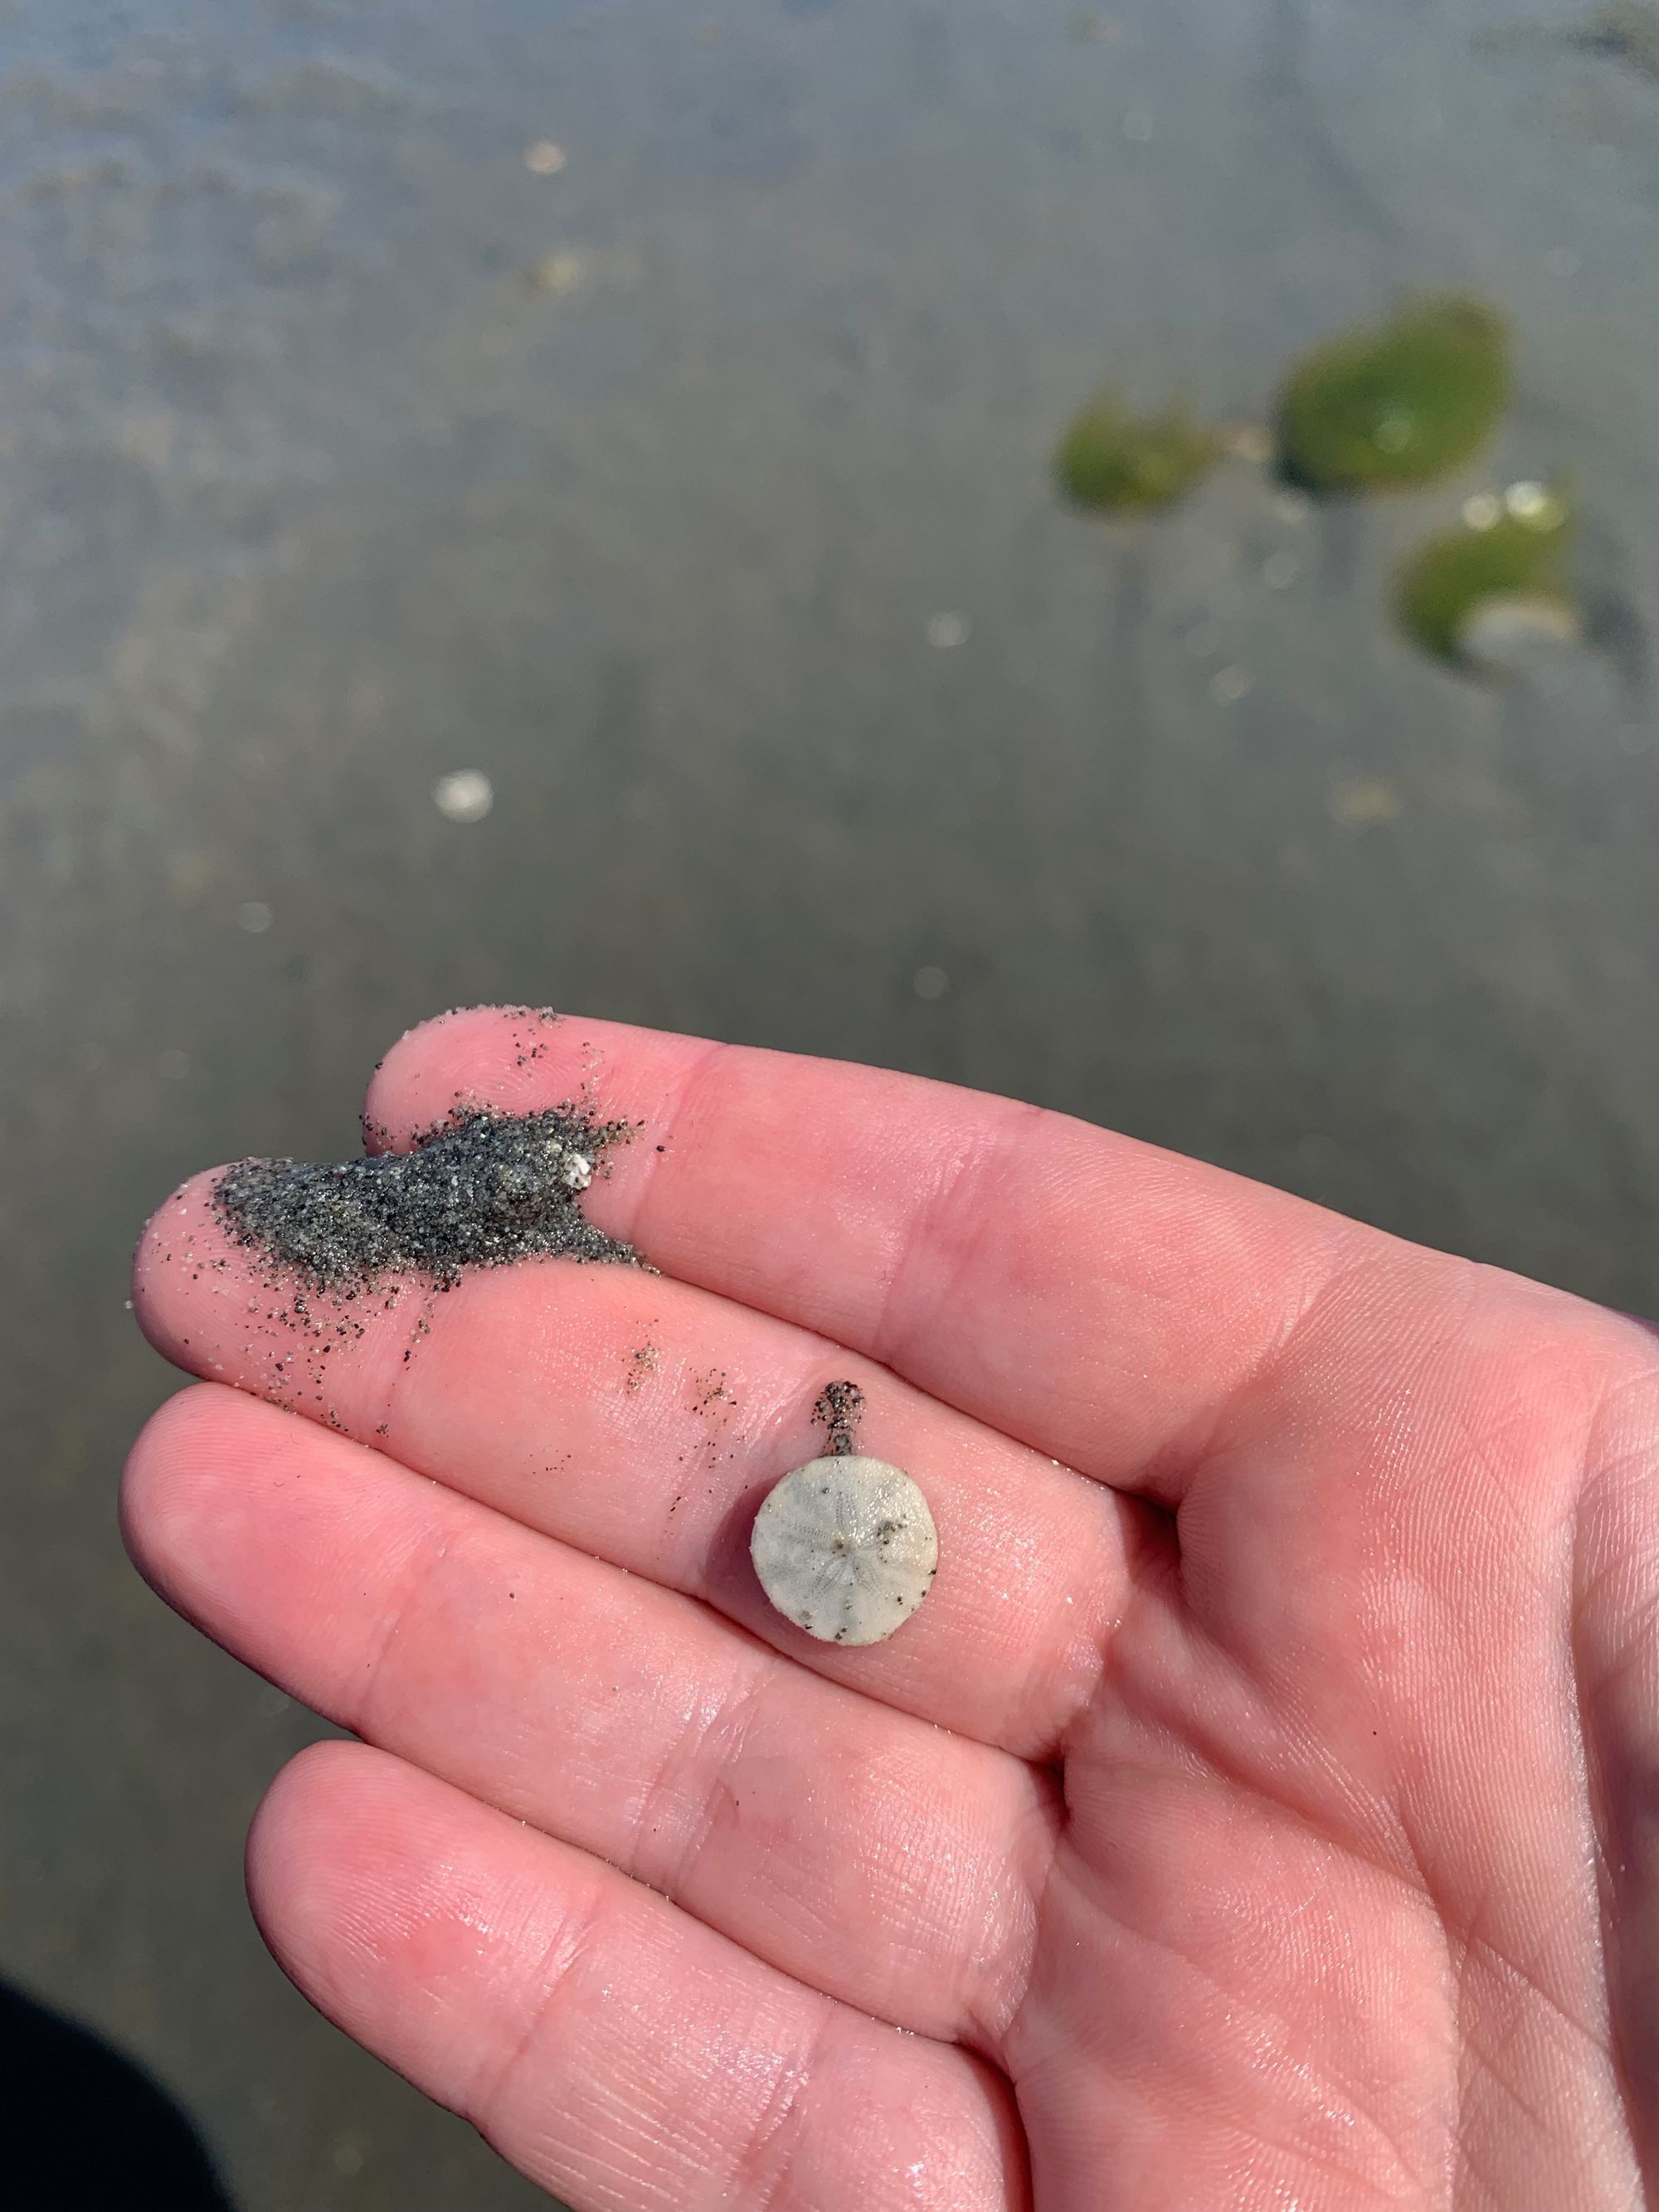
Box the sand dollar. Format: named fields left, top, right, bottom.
left=751, top=1455, right=938, bottom=1646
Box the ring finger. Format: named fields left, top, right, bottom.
left=124, top=1383, right=1059, bottom=2049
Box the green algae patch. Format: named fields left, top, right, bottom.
left=1054, top=391, right=1219, bottom=515
left=1569, top=3, right=1659, bottom=80
left=1277, top=297, right=1511, bottom=493
left=1395, top=482, right=1579, bottom=669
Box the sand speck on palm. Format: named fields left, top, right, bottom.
left=213, top=1105, right=646, bottom=1290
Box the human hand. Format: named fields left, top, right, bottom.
left=123, top=1009, right=1659, bottom=2209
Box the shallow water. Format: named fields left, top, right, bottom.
left=2, top=3, right=1657, bottom=2206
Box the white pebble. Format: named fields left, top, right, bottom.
left=433, top=770, right=494, bottom=823
left=751, top=1456, right=938, bottom=1646
left=1456, top=593, right=1582, bottom=674
left=560, top=1150, right=592, bottom=1191
left=528, top=250, right=586, bottom=296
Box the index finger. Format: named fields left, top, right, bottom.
left=363, top=1007, right=1373, bottom=1501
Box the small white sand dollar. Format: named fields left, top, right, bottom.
left=751, top=1456, right=938, bottom=1646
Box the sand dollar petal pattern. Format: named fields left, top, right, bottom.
left=751, top=1456, right=939, bottom=1646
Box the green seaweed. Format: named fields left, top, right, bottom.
left=1395, top=482, right=1577, bottom=666
left=1277, top=296, right=1511, bottom=493
left=1054, top=391, right=1219, bottom=515
left=1569, top=2, right=1659, bottom=80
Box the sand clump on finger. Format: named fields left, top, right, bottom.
left=212, top=1104, right=648, bottom=1291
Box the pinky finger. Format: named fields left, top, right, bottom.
left=248, top=1743, right=1029, bottom=2212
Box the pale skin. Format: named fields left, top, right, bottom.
left=121, top=1007, right=1659, bottom=2210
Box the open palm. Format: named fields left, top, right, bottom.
left=124, top=1009, right=1659, bottom=2209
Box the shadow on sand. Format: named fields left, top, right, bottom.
left=0, top=1979, right=236, bottom=2211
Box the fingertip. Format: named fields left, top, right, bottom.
left=119, top=1380, right=240, bottom=1592
left=361, top=1006, right=722, bottom=1164
left=246, top=1741, right=385, bottom=1990
left=131, top=1168, right=232, bottom=1362
left=131, top=1170, right=202, bottom=1299
left=246, top=1745, right=491, bottom=2030
left=247, top=1736, right=370, bottom=1874
left=362, top=1005, right=568, bottom=1153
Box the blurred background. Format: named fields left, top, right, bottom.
left=2, top=0, right=1657, bottom=2204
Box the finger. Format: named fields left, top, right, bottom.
left=249, top=1743, right=1030, bottom=2212
left=124, top=1384, right=1056, bottom=2049
left=362, top=1008, right=1376, bottom=1501
left=133, top=1180, right=1148, bottom=1758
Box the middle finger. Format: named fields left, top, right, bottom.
left=134, top=1177, right=1153, bottom=1758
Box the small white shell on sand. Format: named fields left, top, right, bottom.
left=751, top=1456, right=938, bottom=1646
